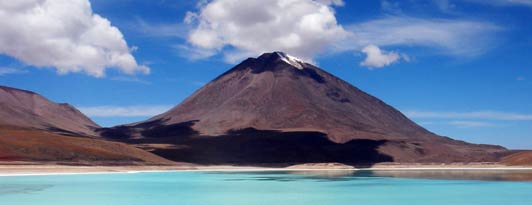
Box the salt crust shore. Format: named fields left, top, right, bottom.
left=0, top=162, right=531, bottom=176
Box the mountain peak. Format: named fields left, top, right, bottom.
left=271, top=51, right=306, bottom=70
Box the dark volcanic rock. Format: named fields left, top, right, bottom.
left=104, top=52, right=508, bottom=164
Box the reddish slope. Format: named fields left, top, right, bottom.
left=0, top=126, right=173, bottom=165
left=501, top=151, right=532, bottom=166
left=0, top=86, right=99, bottom=136
left=0, top=86, right=176, bottom=165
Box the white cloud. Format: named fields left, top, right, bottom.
left=173, top=44, right=218, bottom=60
left=181, top=1, right=501, bottom=67
left=191, top=81, right=206, bottom=86
left=78, top=105, right=172, bottom=117
left=433, top=0, right=456, bottom=12
left=134, top=18, right=189, bottom=38
left=414, top=120, right=497, bottom=128
left=466, top=0, right=532, bottom=7
left=360, top=44, right=402, bottom=68
left=0, top=0, right=149, bottom=77
left=448, top=121, right=496, bottom=128
left=110, top=76, right=151, bottom=85
left=517, top=76, right=526, bottom=81
left=381, top=0, right=402, bottom=14
left=405, top=110, right=532, bottom=120
left=401, top=53, right=412, bottom=62
left=316, top=0, right=345, bottom=6
left=418, top=121, right=434, bottom=125
left=184, top=0, right=348, bottom=62
left=0, top=67, right=27, bottom=76
left=342, top=16, right=501, bottom=57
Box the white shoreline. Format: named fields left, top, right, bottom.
left=2, top=167, right=532, bottom=177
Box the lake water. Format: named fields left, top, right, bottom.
left=1, top=170, right=532, bottom=205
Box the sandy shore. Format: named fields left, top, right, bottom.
left=0, top=162, right=531, bottom=176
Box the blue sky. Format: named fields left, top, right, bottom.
left=0, top=0, right=531, bottom=149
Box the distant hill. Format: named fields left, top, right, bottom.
left=0, top=86, right=99, bottom=136
left=501, top=151, right=532, bottom=166
left=101, top=52, right=508, bottom=165
left=0, top=86, right=174, bottom=165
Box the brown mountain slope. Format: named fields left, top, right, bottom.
left=500, top=151, right=532, bottom=166
left=0, top=86, right=98, bottom=136
left=102, top=52, right=507, bottom=165
left=142, top=52, right=432, bottom=142
left=0, top=126, right=174, bottom=165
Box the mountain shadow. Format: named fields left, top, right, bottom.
left=98, top=119, right=199, bottom=140
left=103, top=121, right=394, bottom=167
left=151, top=128, right=393, bottom=167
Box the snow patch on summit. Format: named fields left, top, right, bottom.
left=275, top=52, right=306, bottom=70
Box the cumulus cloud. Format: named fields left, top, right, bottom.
left=0, top=0, right=149, bottom=77
left=184, top=0, right=348, bottom=62
left=405, top=110, right=532, bottom=120
left=181, top=1, right=501, bottom=67
left=78, top=105, right=172, bottom=117
left=360, top=44, right=403, bottom=68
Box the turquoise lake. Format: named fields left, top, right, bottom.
left=1, top=170, right=532, bottom=205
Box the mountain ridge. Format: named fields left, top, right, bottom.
left=102, top=52, right=508, bottom=164
left=0, top=85, right=99, bottom=136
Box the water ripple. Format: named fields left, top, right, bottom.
left=0, top=184, right=53, bottom=196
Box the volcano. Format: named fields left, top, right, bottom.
left=103, top=52, right=507, bottom=165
